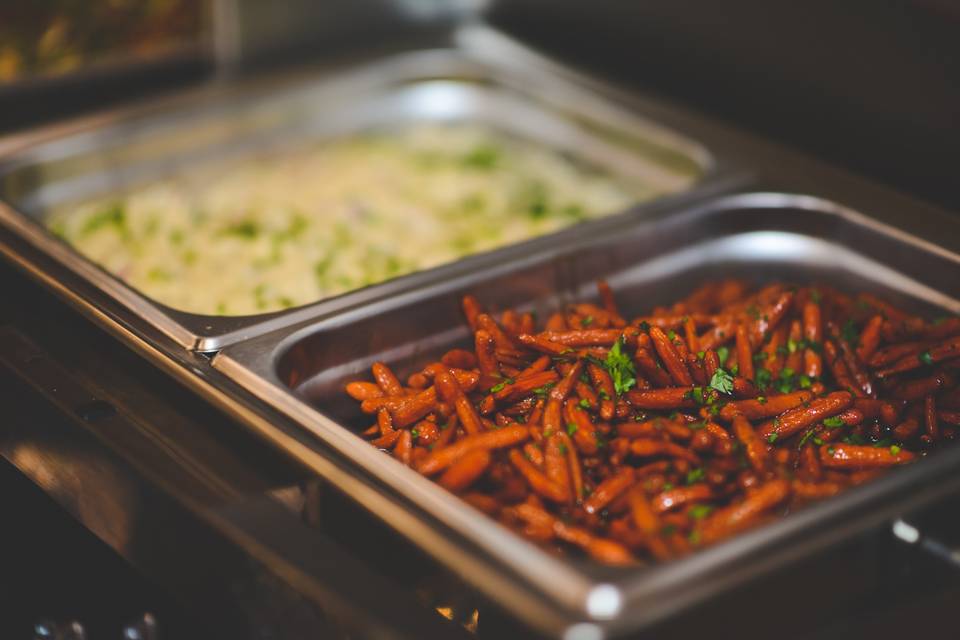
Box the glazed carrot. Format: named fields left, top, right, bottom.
left=438, top=449, right=491, bottom=492
left=393, top=429, right=413, bottom=465
left=820, top=444, right=915, bottom=469
left=684, top=316, right=700, bottom=354
left=518, top=332, right=575, bottom=356
left=345, top=381, right=383, bottom=401
left=417, top=424, right=530, bottom=475
left=857, top=315, right=885, bottom=363
left=925, top=395, right=939, bottom=441
left=474, top=329, right=499, bottom=388
left=635, top=347, right=675, bottom=387
left=597, top=279, right=623, bottom=322
left=629, top=439, right=701, bottom=465
left=544, top=433, right=572, bottom=503
left=792, top=480, right=842, bottom=500
left=700, top=479, right=790, bottom=544
left=801, top=442, right=822, bottom=479
left=893, top=372, right=953, bottom=401
left=509, top=449, right=568, bottom=503
left=587, top=363, right=616, bottom=420
left=869, top=341, right=927, bottom=368
left=462, top=295, right=482, bottom=331
left=583, top=468, right=636, bottom=515
left=940, top=411, right=960, bottom=426
left=628, top=489, right=672, bottom=560
left=491, top=370, right=560, bottom=403
left=876, top=336, right=960, bottom=377
left=553, top=522, right=634, bottom=565
left=892, top=417, right=921, bottom=440
left=732, top=414, right=769, bottom=473
left=367, top=363, right=402, bottom=397
left=802, top=301, right=823, bottom=379
left=736, top=324, right=755, bottom=382
left=758, top=391, right=853, bottom=441
left=540, top=328, right=636, bottom=347
left=564, top=398, right=599, bottom=455
left=441, top=348, right=477, bottom=370
left=786, top=319, right=804, bottom=373
left=650, top=326, right=694, bottom=386
left=626, top=387, right=697, bottom=410
left=429, top=364, right=483, bottom=435
left=719, top=390, right=814, bottom=422
left=651, top=484, right=712, bottom=513
left=755, top=292, right=794, bottom=344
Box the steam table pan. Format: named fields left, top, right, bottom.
left=0, top=45, right=716, bottom=352
left=213, top=192, right=960, bottom=637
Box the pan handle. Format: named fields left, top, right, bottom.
left=891, top=519, right=960, bottom=569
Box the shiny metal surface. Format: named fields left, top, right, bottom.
left=213, top=191, right=960, bottom=635
left=0, top=38, right=717, bottom=352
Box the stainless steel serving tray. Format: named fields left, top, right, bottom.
left=212, top=192, right=960, bottom=636
left=0, top=38, right=723, bottom=352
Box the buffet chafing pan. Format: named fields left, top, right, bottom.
left=213, top=192, right=960, bottom=636
left=0, top=42, right=717, bottom=352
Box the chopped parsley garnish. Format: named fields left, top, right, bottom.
left=798, top=429, right=816, bottom=448
left=716, top=346, right=730, bottom=364
left=579, top=398, right=591, bottom=410
left=747, top=304, right=761, bottom=320
left=697, top=350, right=706, bottom=360
left=757, top=396, right=767, bottom=405
left=685, top=468, right=705, bottom=484
left=689, top=421, right=706, bottom=431
left=582, top=315, right=594, bottom=327
left=689, top=505, right=713, bottom=520
left=709, top=367, right=735, bottom=395
left=489, top=377, right=515, bottom=393
left=603, top=337, right=637, bottom=395
left=919, top=351, right=934, bottom=366
left=776, top=367, right=798, bottom=393
left=841, top=319, right=860, bottom=345
left=662, top=483, right=675, bottom=492
left=667, top=329, right=678, bottom=341
left=533, top=384, right=554, bottom=397
left=823, top=416, right=845, bottom=428
left=890, top=445, right=902, bottom=455
left=755, top=367, right=773, bottom=390
left=411, top=428, right=420, bottom=438
left=799, top=375, right=813, bottom=389
left=827, top=446, right=836, bottom=456
left=767, top=433, right=779, bottom=444
left=566, top=422, right=579, bottom=436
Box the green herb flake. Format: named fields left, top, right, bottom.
left=582, top=315, right=595, bottom=327
left=411, top=428, right=420, bottom=438
left=823, top=416, right=845, bottom=428
left=689, top=505, right=713, bottom=520
left=667, top=329, right=678, bottom=341
left=890, top=445, right=902, bottom=456
left=767, top=433, right=779, bottom=444
left=919, top=351, right=934, bottom=366
left=709, top=368, right=735, bottom=395
left=798, top=429, right=816, bottom=448
left=757, top=396, right=767, bottom=405
left=813, top=437, right=824, bottom=446
left=716, top=346, right=730, bottom=364
left=841, top=319, right=860, bottom=345
left=688, top=530, right=702, bottom=545
left=747, top=304, right=761, bottom=320
left=604, top=337, right=637, bottom=395
left=827, top=446, right=836, bottom=456
left=662, top=483, right=675, bottom=492
left=566, top=422, right=579, bottom=436
left=579, top=398, right=591, bottom=410
left=685, top=468, right=705, bottom=485
left=799, top=375, right=813, bottom=389
left=755, top=367, right=772, bottom=390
